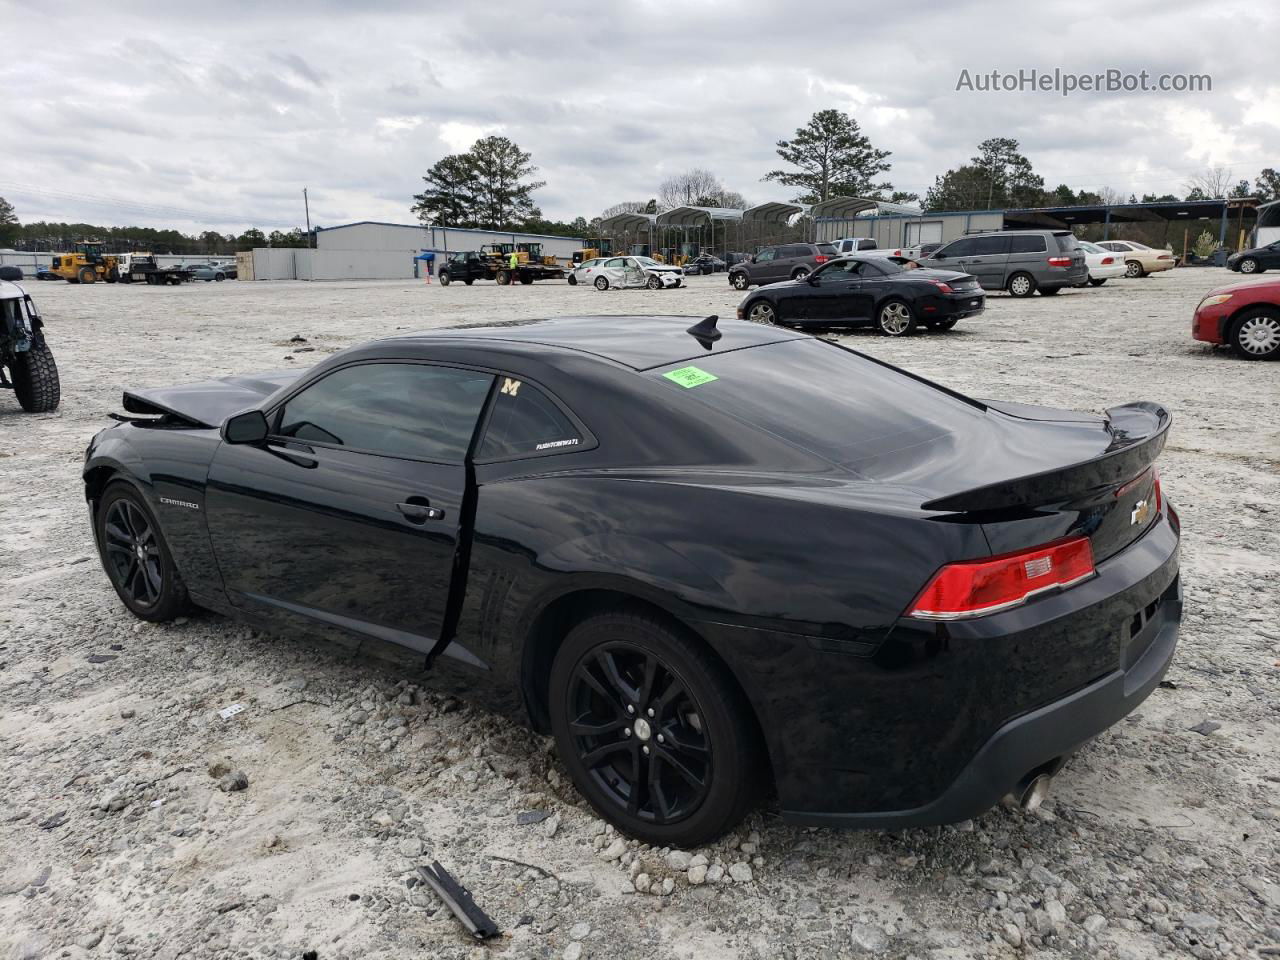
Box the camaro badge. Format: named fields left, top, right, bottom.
left=1130, top=499, right=1150, bottom=526
left=500, top=377, right=521, bottom=396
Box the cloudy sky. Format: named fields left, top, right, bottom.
left=3, top=0, right=1277, bottom=234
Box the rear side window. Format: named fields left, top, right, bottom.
left=972, top=235, right=1011, bottom=255
left=816, top=243, right=838, bottom=256
left=940, top=237, right=978, bottom=257
left=1008, top=234, right=1047, bottom=253
left=1053, top=233, right=1078, bottom=252
left=653, top=339, right=986, bottom=474
left=478, top=380, right=581, bottom=459
left=276, top=363, right=493, bottom=462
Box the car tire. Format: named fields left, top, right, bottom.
left=1007, top=272, right=1036, bottom=297
left=96, top=482, right=191, bottom=622
left=78, top=266, right=96, bottom=284
left=594, top=276, right=609, bottom=291
left=548, top=609, right=761, bottom=847
left=1238, top=257, right=1260, bottom=275
left=730, top=272, right=750, bottom=291
left=1038, top=286, right=1062, bottom=296
left=877, top=299, right=917, bottom=336
left=647, top=274, right=663, bottom=290
left=568, top=275, right=578, bottom=286
left=107, top=267, right=120, bottom=283
left=1088, top=278, right=1107, bottom=287
left=215, top=273, right=225, bottom=281
left=1228, top=308, right=1280, bottom=360
left=438, top=271, right=451, bottom=286
left=464, top=279, right=474, bottom=285
left=10, top=336, right=60, bottom=412
left=497, top=270, right=512, bottom=286
left=791, top=267, right=811, bottom=281
left=520, top=276, right=534, bottom=285
left=1125, top=260, right=1145, bottom=278
left=925, top=319, right=958, bottom=331
left=745, top=301, right=777, bottom=325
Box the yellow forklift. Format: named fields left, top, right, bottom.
left=51, top=242, right=122, bottom=284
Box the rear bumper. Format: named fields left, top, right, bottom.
left=704, top=514, right=1182, bottom=829
left=783, top=570, right=1180, bottom=829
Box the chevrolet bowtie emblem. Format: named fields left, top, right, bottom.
left=1130, top=499, right=1151, bottom=526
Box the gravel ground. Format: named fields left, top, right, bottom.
left=2, top=269, right=1277, bottom=960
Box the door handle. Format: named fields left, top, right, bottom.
left=397, top=499, right=444, bottom=523
left=266, top=441, right=317, bottom=467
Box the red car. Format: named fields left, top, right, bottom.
left=1192, top=277, right=1280, bottom=360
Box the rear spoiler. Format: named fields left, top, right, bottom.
left=922, top=402, right=1170, bottom=512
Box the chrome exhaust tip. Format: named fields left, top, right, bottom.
left=1019, top=773, right=1053, bottom=813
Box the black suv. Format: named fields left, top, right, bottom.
left=729, top=242, right=838, bottom=290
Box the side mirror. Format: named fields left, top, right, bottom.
left=750, top=255, right=758, bottom=263
left=223, top=409, right=269, bottom=444
left=806, top=274, right=820, bottom=286
left=931, top=253, right=944, bottom=260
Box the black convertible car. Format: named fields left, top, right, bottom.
left=85, top=316, right=1181, bottom=845
left=736, top=254, right=985, bottom=335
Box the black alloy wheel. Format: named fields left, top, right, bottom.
left=549, top=611, right=759, bottom=846
left=97, top=484, right=189, bottom=621
left=730, top=272, right=749, bottom=291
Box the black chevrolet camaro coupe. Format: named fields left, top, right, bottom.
left=736, top=254, right=986, bottom=335
left=85, top=316, right=1181, bottom=845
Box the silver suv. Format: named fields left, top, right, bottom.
left=919, top=230, right=1087, bottom=297
left=729, top=242, right=838, bottom=290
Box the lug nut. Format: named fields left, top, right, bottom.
left=656, top=734, right=664, bottom=744
left=626, top=705, right=635, bottom=715
left=624, top=728, right=631, bottom=737
left=642, top=745, right=650, bottom=755
left=647, top=708, right=655, bottom=718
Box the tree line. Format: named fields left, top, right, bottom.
left=4, top=113, right=1278, bottom=252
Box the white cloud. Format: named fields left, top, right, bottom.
left=0, top=0, right=1274, bottom=231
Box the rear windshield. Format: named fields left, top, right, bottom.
left=1053, top=233, right=1078, bottom=252
left=816, top=243, right=837, bottom=255
left=653, top=339, right=985, bottom=475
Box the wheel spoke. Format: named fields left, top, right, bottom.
left=659, top=724, right=709, bottom=760
left=638, top=656, right=659, bottom=706
left=626, top=744, right=645, bottom=816
left=573, top=663, right=622, bottom=711
left=595, top=650, right=639, bottom=703
left=141, top=559, right=162, bottom=600
left=569, top=716, right=627, bottom=738
left=655, top=745, right=706, bottom=790
left=652, top=676, right=688, bottom=720
left=104, top=520, right=132, bottom=545
left=579, top=739, right=630, bottom=769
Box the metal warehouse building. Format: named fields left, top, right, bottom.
left=241, top=221, right=584, bottom=281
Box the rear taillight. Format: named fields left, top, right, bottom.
left=1101, top=256, right=1114, bottom=265
left=1047, top=256, right=1072, bottom=267
left=1152, top=468, right=1163, bottom=514
left=1158, top=253, right=1173, bottom=260
left=891, top=250, right=902, bottom=256
left=928, top=279, right=954, bottom=294
left=813, top=255, right=829, bottom=263
left=907, top=537, right=1095, bottom=621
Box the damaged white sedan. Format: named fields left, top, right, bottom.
left=589, top=256, right=684, bottom=291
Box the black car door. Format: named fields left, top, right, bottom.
left=204, top=361, right=495, bottom=652
left=803, top=259, right=869, bottom=322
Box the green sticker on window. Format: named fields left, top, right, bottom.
left=663, top=366, right=718, bottom=388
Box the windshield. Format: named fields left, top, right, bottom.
left=633, top=257, right=663, bottom=267
left=652, top=339, right=984, bottom=475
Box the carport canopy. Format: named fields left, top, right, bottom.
left=655, top=205, right=745, bottom=227
left=1003, top=198, right=1258, bottom=230
left=598, top=212, right=656, bottom=235
left=809, top=197, right=923, bottom=221
left=740, top=201, right=805, bottom=224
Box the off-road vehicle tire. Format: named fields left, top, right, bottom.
left=11, top=337, right=61, bottom=412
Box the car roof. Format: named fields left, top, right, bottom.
left=0, top=279, right=26, bottom=300
left=389, top=315, right=807, bottom=371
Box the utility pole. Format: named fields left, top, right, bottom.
left=303, top=188, right=312, bottom=247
